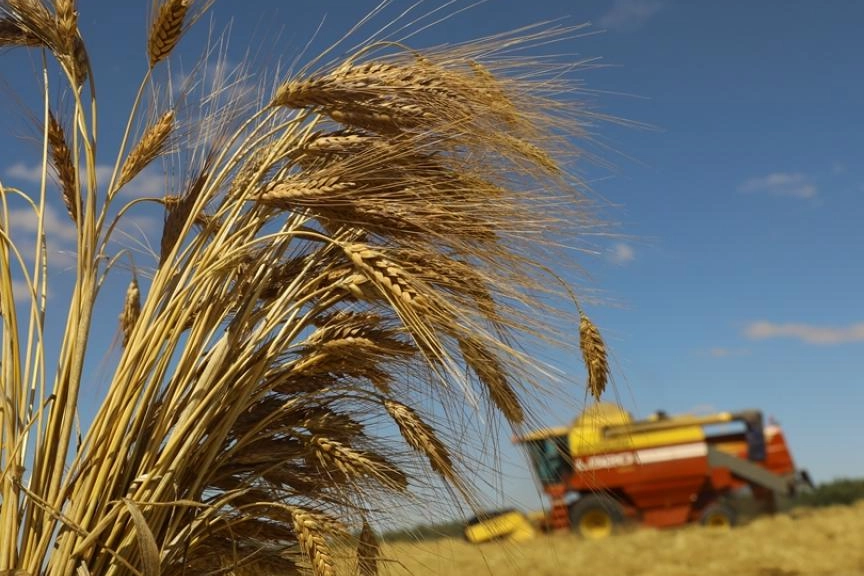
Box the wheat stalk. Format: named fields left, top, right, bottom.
left=356, top=521, right=379, bottom=576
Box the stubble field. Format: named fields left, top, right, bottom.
left=380, top=501, right=864, bottom=576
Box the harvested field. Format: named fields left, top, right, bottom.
left=382, top=501, right=864, bottom=576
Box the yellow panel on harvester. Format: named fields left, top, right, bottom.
left=569, top=403, right=706, bottom=457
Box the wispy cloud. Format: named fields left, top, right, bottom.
left=11, top=278, right=33, bottom=305
left=597, top=0, right=663, bottom=31
left=7, top=204, right=78, bottom=269
left=7, top=162, right=46, bottom=183
left=738, top=172, right=817, bottom=199
left=5, top=161, right=168, bottom=267
left=608, top=242, right=635, bottom=265
left=6, top=161, right=163, bottom=197
left=745, top=321, right=864, bottom=345
left=10, top=204, right=77, bottom=243
left=706, top=347, right=750, bottom=358
left=122, top=167, right=165, bottom=197
left=7, top=160, right=111, bottom=188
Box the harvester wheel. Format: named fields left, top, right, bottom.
left=569, top=495, right=624, bottom=539
left=700, top=502, right=737, bottom=529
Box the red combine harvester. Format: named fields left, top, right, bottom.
left=515, top=403, right=812, bottom=538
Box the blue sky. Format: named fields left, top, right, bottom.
left=1, top=0, right=862, bottom=517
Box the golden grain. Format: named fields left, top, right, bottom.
left=119, top=278, right=140, bottom=347
left=580, top=310, right=609, bottom=401
left=54, top=0, right=77, bottom=54
left=312, top=436, right=408, bottom=491
left=148, top=0, right=188, bottom=67
left=0, top=20, right=43, bottom=46
left=345, top=245, right=426, bottom=308
left=459, top=335, right=524, bottom=424
left=291, top=509, right=336, bottom=576
left=46, top=111, right=78, bottom=223
left=159, top=169, right=206, bottom=263
left=258, top=175, right=355, bottom=203
left=384, top=400, right=454, bottom=481
left=117, top=110, right=174, bottom=192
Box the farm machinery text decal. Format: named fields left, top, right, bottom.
left=574, top=442, right=709, bottom=471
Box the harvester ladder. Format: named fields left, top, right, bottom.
left=549, top=497, right=570, bottom=530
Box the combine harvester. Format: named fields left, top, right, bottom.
left=466, top=403, right=812, bottom=542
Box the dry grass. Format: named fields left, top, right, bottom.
left=0, top=2, right=611, bottom=575
left=383, top=502, right=864, bottom=576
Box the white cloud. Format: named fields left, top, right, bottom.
left=121, top=166, right=165, bottom=197
left=738, top=172, right=817, bottom=199
left=608, top=242, right=635, bottom=264
left=7, top=162, right=46, bottom=183
left=745, top=321, right=864, bottom=345
left=597, top=0, right=663, bottom=31
left=10, top=204, right=77, bottom=243
left=11, top=278, right=33, bottom=305
left=95, top=165, right=113, bottom=188
left=7, top=204, right=78, bottom=269
left=6, top=161, right=165, bottom=198
left=707, top=347, right=750, bottom=358
left=7, top=161, right=109, bottom=189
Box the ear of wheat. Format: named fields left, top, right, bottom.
left=0, top=4, right=613, bottom=576
left=580, top=310, right=610, bottom=401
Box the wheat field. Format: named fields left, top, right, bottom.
left=381, top=502, right=864, bottom=576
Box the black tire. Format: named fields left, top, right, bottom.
left=700, top=502, right=737, bottom=528
left=569, top=495, right=625, bottom=539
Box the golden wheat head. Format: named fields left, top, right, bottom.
left=580, top=310, right=609, bottom=400
left=148, top=0, right=189, bottom=67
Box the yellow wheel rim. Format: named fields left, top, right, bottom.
left=579, top=509, right=613, bottom=539
left=704, top=513, right=732, bottom=529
